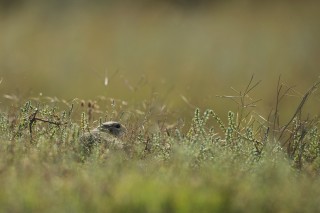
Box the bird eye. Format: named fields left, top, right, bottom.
left=115, top=123, right=121, bottom=128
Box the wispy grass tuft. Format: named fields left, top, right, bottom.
left=1, top=79, right=320, bottom=212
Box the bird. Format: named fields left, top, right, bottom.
left=80, top=121, right=127, bottom=154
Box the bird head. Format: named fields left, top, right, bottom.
left=96, top=121, right=126, bottom=137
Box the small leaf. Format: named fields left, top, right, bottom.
left=104, top=77, right=109, bottom=86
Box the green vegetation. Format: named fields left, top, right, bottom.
left=1, top=78, right=320, bottom=212
left=1, top=1, right=320, bottom=212
left=1, top=0, right=320, bottom=119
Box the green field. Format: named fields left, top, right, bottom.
left=1, top=1, right=320, bottom=212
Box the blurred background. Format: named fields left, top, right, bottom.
left=0, top=0, right=320, bottom=121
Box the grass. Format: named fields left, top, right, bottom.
left=1, top=1, right=320, bottom=212
left=1, top=78, right=320, bottom=212
left=1, top=1, right=320, bottom=118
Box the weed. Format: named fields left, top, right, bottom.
left=1, top=79, right=320, bottom=212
